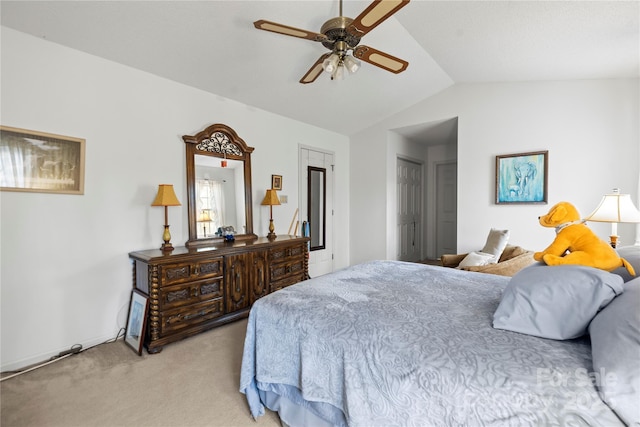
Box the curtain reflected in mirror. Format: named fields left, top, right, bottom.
left=196, top=179, right=224, bottom=238
left=308, top=166, right=326, bottom=250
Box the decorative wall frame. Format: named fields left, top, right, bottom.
left=272, top=174, right=282, bottom=190
left=125, top=290, right=149, bottom=355
left=495, top=151, right=548, bottom=204
left=0, top=126, right=85, bottom=194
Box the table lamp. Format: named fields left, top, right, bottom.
left=261, top=189, right=281, bottom=240
left=151, top=184, right=181, bottom=251
left=197, top=209, right=213, bottom=238
left=584, top=188, right=640, bottom=248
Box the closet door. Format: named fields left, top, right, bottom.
left=300, top=147, right=334, bottom=278
left=397, top=158, right=422, bottom=262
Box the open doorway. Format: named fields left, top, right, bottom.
left=393, top=118, right=458, bottom=261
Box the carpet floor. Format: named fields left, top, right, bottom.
left=1, top=319, right=281, bottom=427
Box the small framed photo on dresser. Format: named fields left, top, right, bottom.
left=125, top=290, right=149, bottom=355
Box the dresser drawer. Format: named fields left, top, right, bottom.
left=160, top=299, right=224, bottom=336
left=159, top=257, right=223, bottom=286
left=270, top=257, right=306, bottom=282
left=269, top=244, right=305, bottom=263
left=159, top=277, right=223, bottom=310
left=270, top=274, right=304, bottom=293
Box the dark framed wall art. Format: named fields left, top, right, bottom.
left=0, top=125, right=85, bottom=195
left=272, top=174, right=282, bottom=190
left=495, top=151, right=548, bottom=204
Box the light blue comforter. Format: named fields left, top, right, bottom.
left=240, top=260, right=622, bottom=426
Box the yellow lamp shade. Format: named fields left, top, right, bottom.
left=151, top=184, right=181, bottom=207
left=261, top=189, right=281, bottom=206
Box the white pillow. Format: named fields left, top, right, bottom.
left=458, top=251, right=496, bottom=268
left=480, top=228, right=510, bottom=263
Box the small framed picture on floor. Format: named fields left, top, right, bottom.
left=125, top=290, right=149, bottom=355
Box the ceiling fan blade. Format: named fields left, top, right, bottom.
left=254, top=20, right=328, bottom=42
left=347, top=0, right=410, bottom=37
left=353, top=45, right=409, bottom=74
left=300, top=54, right=331, bottom=84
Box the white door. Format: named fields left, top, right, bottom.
left=436, top=162, right=457, bottom=258
left=300, top=147, right=334, bottom=278
left=397, top=158, right=422, bottom=262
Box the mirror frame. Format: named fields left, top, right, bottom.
left=307, top=166, right=326, bottom=251
left=182, top=123, right=256, bottom=248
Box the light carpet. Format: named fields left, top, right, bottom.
left=1, top=319, right=281, bottom=427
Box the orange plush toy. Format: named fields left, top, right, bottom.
left=534, top=201, right=636, bottom=276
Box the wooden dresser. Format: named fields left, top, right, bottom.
left=129, top=235, right=309, bottom=353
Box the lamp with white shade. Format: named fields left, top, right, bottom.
left=583, top=188, right=640, bottom=248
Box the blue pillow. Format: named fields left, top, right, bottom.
left=588, top=277, right=640, bottom=426
left=493, top=264, right=623, bottom=340
left=611, top=245, right=640, bottom=282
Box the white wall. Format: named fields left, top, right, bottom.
left=351, top=79, right=639, bottom=264
left=0, top=27, right=350, bottom=370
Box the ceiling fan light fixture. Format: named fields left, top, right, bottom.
left=343, top=55, right=361, bottom=74
left=322, top=53, right=340, bottom=73
left=332, top=63, right=346, bottom=81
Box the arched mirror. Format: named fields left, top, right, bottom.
left=183, top=124, right=256, bottom=248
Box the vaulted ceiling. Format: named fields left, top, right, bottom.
left=2, top=1, right=638, bottom=138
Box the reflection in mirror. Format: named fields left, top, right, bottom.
left=194, top=156, right=245, bottom=238
left=308, top=166, right=326, bottom=250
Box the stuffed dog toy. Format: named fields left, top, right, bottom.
left=534, top=201, right=635, bottom=276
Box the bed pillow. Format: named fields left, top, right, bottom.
left=463, top=251, right=535, bottom=277
left=458, top=251, right=496, bottom=268
left=611, top=245, right=640, bottom=282
left=480, top=228, right=510, bottom=263
left=498, top=245, right=527, bottom=263
left=588, top=277, right=640, bottom=426
left=493, top=264, right=623, bottom=340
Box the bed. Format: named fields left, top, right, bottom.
left=240, top=259, right=638, bottom=426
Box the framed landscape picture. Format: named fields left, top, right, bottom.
left=0, top=126, right=85, bottom=194
left=495, top=151, right=548, bottom=204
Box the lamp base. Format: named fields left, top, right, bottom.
left=161, top=225, right=174, bottom=252
left=609, top=235, right=619, bottom=249
left=267, top=218, right=276, bottom=240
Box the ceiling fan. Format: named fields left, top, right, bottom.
left=254, top=0, right=410, bottom=84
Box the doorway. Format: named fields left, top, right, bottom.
left=299, top=147, right=334, bottom=278
left=435, top=161, right=457, bottom=257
